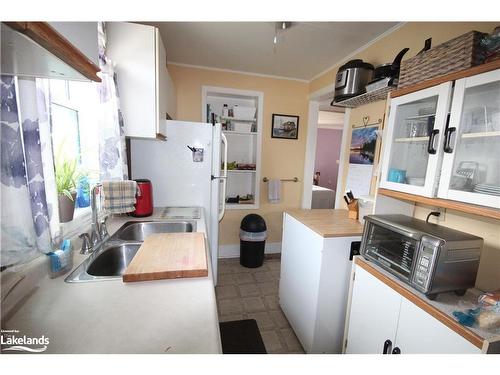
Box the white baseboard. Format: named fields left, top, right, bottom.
left=218, top=242, right=281, bottom=259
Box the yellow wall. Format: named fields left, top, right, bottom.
left=309, top=21, right=500, bottom=290
left=168, top=64, right=309, bottom=245
left=413, top=205, right=500, bottom=291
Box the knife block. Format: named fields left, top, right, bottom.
left=347, top=199, right=359, bottom=220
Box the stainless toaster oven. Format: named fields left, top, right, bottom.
left=360, top=214, right=483, bottom=299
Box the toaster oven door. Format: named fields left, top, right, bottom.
left=361, top=222, right=419, bottom=281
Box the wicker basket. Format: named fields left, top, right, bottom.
left=398, top=31, right=486, bottom=88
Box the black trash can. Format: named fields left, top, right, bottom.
left=240, top=214, right=267, bottom=268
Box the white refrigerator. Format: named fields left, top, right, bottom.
left=130, top=120, right=228, bottom=284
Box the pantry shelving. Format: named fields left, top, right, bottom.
left=202, top=86, right=264, bottom=210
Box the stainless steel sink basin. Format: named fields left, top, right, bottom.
left=110, top=221, right=196, bottom=241
left=86, top=243, right=141, bottom=277
left=65, top=220, right=197, bottom=283
left=65, top=241, right=142, bottom=282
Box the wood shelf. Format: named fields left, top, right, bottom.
left=394, top=136, right=429, bottom=143
left=391, top=59, right=500, bottom=99
left=378, top=188, right=500, bottom=220
left=461, top=130, right=500, bottom=139
left=4, top=21, right=101, bottom=82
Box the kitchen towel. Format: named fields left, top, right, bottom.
left=102, top=180, right=138, bottom=214
left=267, top=179, right=281, bottom=204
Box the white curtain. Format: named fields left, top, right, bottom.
left=97, top=22, right=129, bottom=181
left=1, top=76, right=60, bottom=269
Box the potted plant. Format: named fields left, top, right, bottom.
left=56, top=158, right=81, bottom=223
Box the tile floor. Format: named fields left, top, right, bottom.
left=216, top=256, right=305, bottom=354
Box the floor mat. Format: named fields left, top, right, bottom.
left=219, top=319, right=267, bottom=354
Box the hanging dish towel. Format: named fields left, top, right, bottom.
left=267, top=179, right=281, bottom=204
left=102, top=180, right=138, bottom=214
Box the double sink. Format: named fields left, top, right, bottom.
left=65, top=220, right=196, bottom=283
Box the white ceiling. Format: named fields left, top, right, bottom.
left=145, top=22, right=399, bottom=81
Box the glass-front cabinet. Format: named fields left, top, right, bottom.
left=438, top=69, right=500, bottom=208
left=380, top=82, right=453, bottom=197
left=380, top=68, right=500, bottom=209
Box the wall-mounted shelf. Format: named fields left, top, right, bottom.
left=331, top=85, right=396, bottom=108
left=378, top=188, right=500, bottom=220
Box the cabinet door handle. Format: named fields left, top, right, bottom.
left=443, top=126, right=456, bottom=153
left=383, top=339, right=392, bottom=354
left=392, top=347, right=401, bottom=354
left=427, top=129, right=439, bottom=155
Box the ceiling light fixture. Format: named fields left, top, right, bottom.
left=273, top=22, right=292, bottom=52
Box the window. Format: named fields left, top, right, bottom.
left=48, top=79, right=101, bottom=211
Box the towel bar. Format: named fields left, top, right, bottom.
left=263, top=177, right=299, bottom=183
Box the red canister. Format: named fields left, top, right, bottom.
left=131, top=179, right=153, bottom=217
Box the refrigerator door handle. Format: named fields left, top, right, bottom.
left=218, top=132, right=228, bottom=222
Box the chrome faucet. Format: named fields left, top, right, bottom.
left=79, top=233, right=92, bottom=254
left=79, top=183, right=109, bottom=255
left=90, top=183, right=103, bottom=248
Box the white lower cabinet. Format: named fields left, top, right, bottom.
left=395, top=297, right=480, bottom=354
left=345, top=263, right=401, bottom=354
left=345, top=264, right=481, bottom=354
left=279, top=213, right=361, bottom=353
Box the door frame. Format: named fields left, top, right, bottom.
left=302, top=84, right=350, bottom=209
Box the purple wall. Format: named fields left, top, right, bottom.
left=314, top=128, right=343, bottom=191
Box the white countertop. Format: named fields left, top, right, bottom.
left=1, top=208, right=222, bottom=354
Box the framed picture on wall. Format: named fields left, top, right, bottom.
left=271, top=114, right=299, bottom=139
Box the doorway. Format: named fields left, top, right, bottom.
left=311, top=105, right=344, bottom=208
left=302, top=87, right=350, bottom=209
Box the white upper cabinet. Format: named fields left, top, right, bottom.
left=380, top=68, right=500, bottom=209
left=437, top=69, right=500, bottom=208
left=380, top=82, right=453, bottom=197
left=106, top=22, right=176, bottom=139
left=48, top=22, right=99, bottom=66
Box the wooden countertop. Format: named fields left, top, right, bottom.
left=354, top=257, right=500, bottom=351
left=123, top=233, right=208, bottom=282
left=285, top=209, right=364, bottom=238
